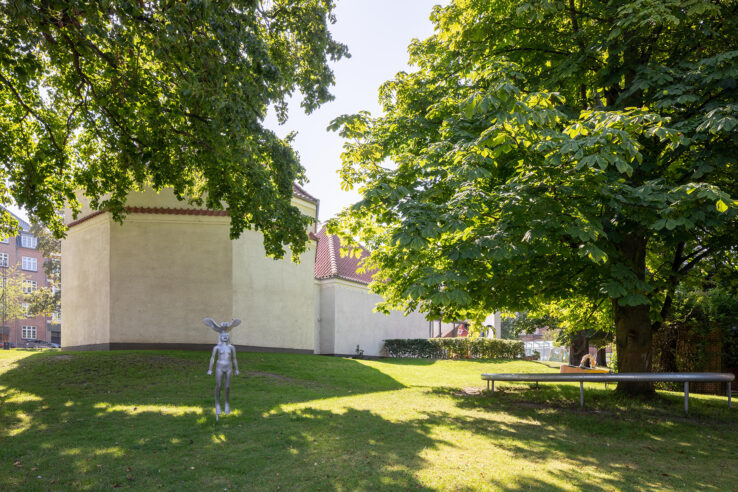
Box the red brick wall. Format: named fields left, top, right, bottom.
left=0, top=234, right=50, bottom=346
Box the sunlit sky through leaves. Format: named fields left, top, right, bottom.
left=266, top=0, right=445, bottom=222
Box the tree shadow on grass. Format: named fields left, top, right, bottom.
left=413, top=406, right=734, bottom=491
left=433, top=381, right=735, bottom=420
left=422, top=384, right=738, bottom=490
left=0, top=350, right=440, bottom=491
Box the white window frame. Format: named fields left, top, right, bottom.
left=20, top=234, right=37, bottom=249
left=21, top=256, right=37, bottom=271
left=22, top=280, right=37, bottom=294
left=21, top=325, right=37, bottom=339
left=0, top=253, right=7, bottom=268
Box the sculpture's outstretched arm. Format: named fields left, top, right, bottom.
left=208, top=346, right=217, bottom=374
left=231, top=345, right=240, bottom=375
left=229, top=319, right=242, bottom=330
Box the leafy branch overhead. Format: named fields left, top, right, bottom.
left=329, top=0, right=737, bottom=387
left=0, top=0, right=348, bottom=258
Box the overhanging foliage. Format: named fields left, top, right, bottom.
left=0, top=0, right=348, bottom=258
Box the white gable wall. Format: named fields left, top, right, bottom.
left=316, top=281, right=336, bottom=354
left=317, top=278, right=430, bottom=357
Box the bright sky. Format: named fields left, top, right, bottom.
left=8, top=1, right=444, bottom=224
left=265, top=0, right=445, bottom=222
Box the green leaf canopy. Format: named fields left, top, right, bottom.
left=0, top=0, right=348, bottom=257
left=330, top=0, right=738, bottom=385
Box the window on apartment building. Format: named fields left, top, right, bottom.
left=0, top=237, right=8, bottom=244
left=52, top=310, right=61, bottom=322
left=22, top=280, right=37, bottom=294
left=21, top=302, right=29, bottom=316
left=21, top=325, right=36, bottom=339
left=20, top=234, right=37, bottom=249
left=21, top=256, right=37, bottom=271
left=0, top=253, right=7, bottom=268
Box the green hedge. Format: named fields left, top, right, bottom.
left=383, top=338, right=524, bottom=359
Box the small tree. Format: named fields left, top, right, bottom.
left=0, top=267, right=30, bottom=341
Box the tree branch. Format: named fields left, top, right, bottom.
left=678, top=248, right=711, bottom=275
left=59, top=30, right=141, bottom=147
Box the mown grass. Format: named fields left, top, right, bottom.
left=0, top=349, right=736, bottom=491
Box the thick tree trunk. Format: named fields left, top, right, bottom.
left=614, top=302, right=654, bottom=394
left=568, top=330, right=589, bottom=366
left=596, top=347, right=607, bottom=367
left=613, top=231, right=655, bottom=395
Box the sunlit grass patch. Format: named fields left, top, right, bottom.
left=93, top=402, right=204, bottom=416
left=0, top=386, right=43, bottom=403
left=5, top=411, right=33, bottom=437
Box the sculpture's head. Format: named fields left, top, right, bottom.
left=220, top=332, right=230, bottom=344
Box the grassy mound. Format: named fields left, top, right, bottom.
left=0, top=350, right=735, bottom=490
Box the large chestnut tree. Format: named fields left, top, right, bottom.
left=330, top=0, right=738, bottom=393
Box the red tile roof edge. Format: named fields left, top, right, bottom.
left=313, top=226, right=375, bottom=285
left=292, top=183, right=319, bottom=204
left=67, top=183, right=319, bottom=228
left=66, top=209, right=107, bottom=228
left=67, top=207, right=229, bottom=228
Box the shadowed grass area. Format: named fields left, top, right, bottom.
left=0, top=350, right=735, bottom=491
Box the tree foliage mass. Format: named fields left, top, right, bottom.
left=1, top=0, right=348, bottom=257
left=330, top=0, right=738, bottom=392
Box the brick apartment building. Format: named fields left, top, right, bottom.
left=0, top=209, right=58, bottom=347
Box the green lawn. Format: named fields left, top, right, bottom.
left=1, top=349, right=735, bottom=491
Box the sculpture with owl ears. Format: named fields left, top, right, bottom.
left=204, top=318, right=242, bottom=420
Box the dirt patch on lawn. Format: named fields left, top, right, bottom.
left=429, top=386, right=485, bottom=397
left=456, top=386, right=484, bottom=396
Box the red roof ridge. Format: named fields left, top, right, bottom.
left=326, top=229, right=338, bottom=276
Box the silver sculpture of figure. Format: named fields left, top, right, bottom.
left=204, top=318, right=242, bottom=420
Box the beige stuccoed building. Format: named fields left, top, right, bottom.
left=61, top=185, right=439, bottom=356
